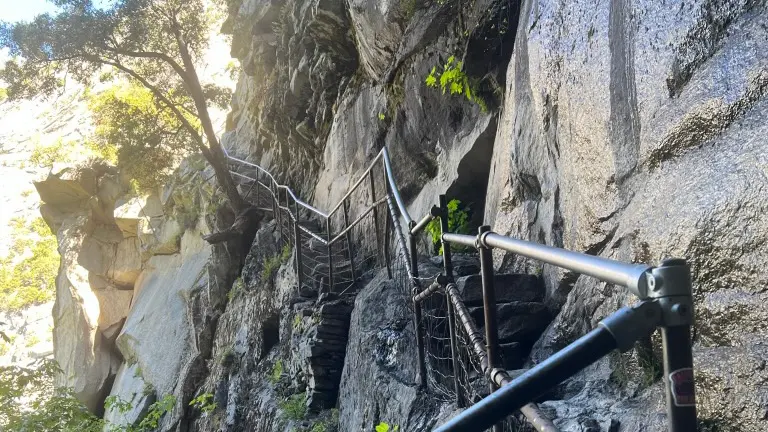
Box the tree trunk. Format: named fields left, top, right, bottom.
left=174, top=31, right=247, bottom=213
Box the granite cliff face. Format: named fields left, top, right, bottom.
left=44, top=0, right=768, bottom=431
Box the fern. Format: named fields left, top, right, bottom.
left=425, top=199, right=471, bottom=255
left=425, top=56, right=487, bottom=111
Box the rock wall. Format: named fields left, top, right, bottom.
left=214, top=0, right=768, bottom=430
left=45, top=0, right=768, bottom=430
left=484, top=0, right=768, bottom=430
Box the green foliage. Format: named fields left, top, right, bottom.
left=225, top=60, right=241, bottom=80
left=135, top=395, right=176, bottom=431
left=227, top=277, right=244, bottom=301
left=279, top=393, right=306, bottom=420
left=378, top=113, right=386, bottom=121
left=217, top=346, right=236, bottom=369
left=28, top=137, right=77, bottom=168
left=292, top=314, right=304, bottom=332
left=0, top=0, right=240, bottom=208
left=375, top=422, right=400, bottom=432
left=262, top=245, right=292, bottom=281
left=88, top=83, right=194, bottom=193
left=270, top=360, right=284, bottom=384
left=1, top=356, right=179, bottom=432
left=281, top=244, right=292, bottom=262
left=425, top=199, right=471, bottom=255
left=0, top=87, right=7, bottom=102
left=0, top=217, right=59, bottom=312
left=425, top=55, right=487, bottom=111
left=189, top=393, right=216, bottom=414
left=0, top=359, right=103, bottom=432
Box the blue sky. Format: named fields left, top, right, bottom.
left=0, top=0, right=59, bottom=23
left=0, top=0, right=116, bottom=23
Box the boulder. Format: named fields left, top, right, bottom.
left=338, top=265, right=448, bottom=431
left=469, top=301, right=550, bottom=344
left=34, top=168, right=94, bottom=207
left=113, top=197, right=145, bottom=237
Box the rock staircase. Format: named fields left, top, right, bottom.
left=429, top=254, right=552, bottom=402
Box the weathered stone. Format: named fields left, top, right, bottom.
left=347, top=0, right=405, bottom=79
left=52, top=215, right=122, bottom=413
left=93, top=286, right=133, bottom=339
left=486, top=0, right=768, bottom=429
left=338, top=265, right=448, bottom=431
left=34, top=168, right=94, bottom=207
left=102, top=362, right=155, bottom=428
left=456, top=273, right=544, bottom=306
left=116, top=230, right=211, bottom=398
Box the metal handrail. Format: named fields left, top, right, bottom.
left=222, top=146, right=414, bottom=228
left=435, top=226, right=696, bottom=432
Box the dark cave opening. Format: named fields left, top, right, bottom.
left=445, top=117, right=498, bottom=230
left=261, top=313, right=280, bottom=358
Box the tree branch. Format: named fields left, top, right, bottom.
left=95, top=57, right=210, bottom=158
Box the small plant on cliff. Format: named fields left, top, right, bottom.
left=189, top=392, right=216, bottom=414
left=262, top=245, right=293, bottom=281
left=375, top=422, right=400, bottom=432
left=228, top=277, right=245, bottom=301
left=270, top=359, right=284, bottom=384
left=425, top=56, right=487, bottom=112
left=425, top=199, right=471, bottom=255
left=279, top=393, right=307, bottom=420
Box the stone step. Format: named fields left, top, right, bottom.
left=430, top=253, right=481, bottom=277
left=469, top=301, right=551, bottom=344
left=456, top=273, right=544, bottom=306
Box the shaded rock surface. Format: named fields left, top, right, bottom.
left=484, top=0, right=768, bottom=430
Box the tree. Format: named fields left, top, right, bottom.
left=0, top=0, right=249, bottom=219
left=0, top=359, right=103, bottom=431
left=88, top=83, right=192, bottom=192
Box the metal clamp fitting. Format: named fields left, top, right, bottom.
left=598, top=301, right=662, bottom=352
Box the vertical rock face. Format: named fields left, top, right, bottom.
left=35, top=165, right=136, bottom=413
left=485, top=0, right=768, bottom=430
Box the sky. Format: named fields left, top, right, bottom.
left=0, top=0, right=60, bottom=23
left=0, top=0, right=116, bottom=23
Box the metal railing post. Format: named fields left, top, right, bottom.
left=439, top=194, right=462, bottom=408
left=652, top=259, right=697, bottom=432
left=326, top=218, right=334, bottom=294
left=369, top=170, right=383, bottom=268
left=383, top=183, right=393, bottom=279
left=294, top=198, right=304, bottom=293
left=342, top=200, right=357, bottom=284
left=409, top=221, right=428, bottom=389
left=255, top=170, right=261, bottom=206
left=479, top=225, right=503, bottom=432
left=272, top=184, right=281, bottom=247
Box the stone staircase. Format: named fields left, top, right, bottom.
left=428, top=254, right=552, bottom=401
